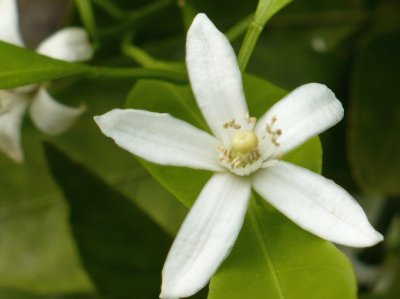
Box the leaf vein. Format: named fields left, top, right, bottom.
left=249, top=200, right=286, bottom=299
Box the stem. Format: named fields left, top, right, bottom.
left=75, top=0, right=99, bottom=48
left=237, top=0, right=293, bottom=71
left=123, top=45, right=156, bottom=67
left=86, top=66, right=188, bottom=84
left=126, top=0, right=173, bottom=20
left=237, top=20, right=263, bottom=71
left=226, top=13, right=254, bottom=43
left=92, top=0, right=124, bottom=19
left=121, top=40, right=185, bottom=72
left=101, top=0, right=174, bottom=37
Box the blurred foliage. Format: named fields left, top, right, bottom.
left=0, top=0, right=399, bottom=298
left=45, top=143, right=172, bottom=299
left=0, top=41, right=90, bottom=89
left=348, top=30, right=400, bottom=196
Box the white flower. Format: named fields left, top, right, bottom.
left=0, top=0, right=93, bottom=162
left=94, top=13, right=383, bottom=299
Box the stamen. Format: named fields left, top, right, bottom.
left=245, top=113, right=257, bottom=126
left=265, top=115, right=282, bottom=147
left=217, top=114, right=279, bottom=176
left=223, top=119, right=241, bottom=129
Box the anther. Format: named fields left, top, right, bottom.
left=223, top=119, right=241, bottom=129
left=265, top=116, right=282, bottom=147
left=245, top=113, right=257, bottom=125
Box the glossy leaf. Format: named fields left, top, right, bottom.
left=0, top=80, right=139, bottom=294
left=0, top=41, right=89, bottom=89
left=208, top=194, right=357, bottom=299
left=0, top=78, right=187, bottom=295
left=0, top=289, right=44, bottom=299
left=126, top=74, right=357, bottom=298
left=0, top=129, right=91, bottom=293
left=348, top=30, right=400, bottom=196
left=44, top=142, right=172, bottom=299
left=52, top=79, right=189, bottom=236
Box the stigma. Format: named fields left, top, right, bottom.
left=231, top=130, right=258, bottom=153
left=218, top=115, right=263, bottom=175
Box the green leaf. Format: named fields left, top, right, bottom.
left=0, top=129, right=91, bottom=293
left=208, top=194, right=357, bottom=299
left=52, top=79, right=188, bottom=236
left=0, top=289, right=45, bottom=299
left=0, top=79, right=186, bottom=295
left=348, top=30, right=400, bottom=196
left=44, top=142, right=172, bottom=299
left=0, top=288, right=94, bottom=299
left=0, top=42, right=90, bottom=89
left=0, top=41, right=187, bottom=89
left=126, top=74, right=356, bottom=298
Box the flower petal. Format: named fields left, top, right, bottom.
left=161, top=173, right=251, bottom=298
left=252, top=161, right=383, bottom=247
left=255, top=83, right=343, bottom=155
left=0, top=0, right=24, bottom=46
left=186, top=13, right=248, bottom=142
left=29, top=88, right=86, bottom=135
left=36, top=27, right=93, bottom=62
left=94, top=109, right=223, bottom=172
left=0, top=91, right=28, bottom=162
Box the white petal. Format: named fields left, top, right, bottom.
left=161, top=173, right=251, bottom=298
left=252, top=161, right=383, bottom=247
left=0, top=91, right=28, bottom=162
left=36, top=27, right=93, bottom=62
left=94, top=109, right=223, bottom=172
left=255, top=83, right=343, bottom=155
left=186, top=13, right=248, bottom=142
left=29, top=88, right=86, bottom=135
left=12, top=84, right=37, bottom=94
left=0, top=0, right=24, bottom=46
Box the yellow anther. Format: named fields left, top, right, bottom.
left=223, top=119, right=241, bottom=129
left=265, top=116, right=282, bottom=147
left=245, top=113, right=257, bottom=125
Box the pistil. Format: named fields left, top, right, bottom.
left=231, top=130, right=258, bottom=153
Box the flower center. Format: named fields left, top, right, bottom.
left=231, top=130, right=258, bottom=154
left=218, top=116, right=263, bottom=176
left=217, top=114, right=283, bottom=176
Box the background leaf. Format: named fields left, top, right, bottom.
left=0, top=42, right=89, bottom=89
left=44, top=142, right=172, bottom=299
left=348, top=29, right=400, bottom=196
left=0, top=128, right=91, bottom=294
left=208, top=194, right=357, bottom=299
left=0, top=78, right=189, bottom=296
